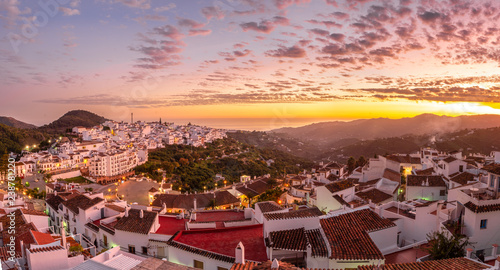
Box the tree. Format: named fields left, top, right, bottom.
left=424, top=230, right=473, bottom=260
left=356, top=156, right=367, bottom=168
left=347, top=157, right=356, bottom=173
left=179, top=158, right=189, bottom=166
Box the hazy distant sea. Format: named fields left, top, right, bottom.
left=168, top=118, right=339, bottom=131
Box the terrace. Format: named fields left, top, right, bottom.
left=154, top=216, right=186, bottom=235
left=461, top=187, right=500, bottom=203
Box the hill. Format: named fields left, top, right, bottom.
left=272, top=114, right=500, bottom=145
left=0, top=116, right=36, bottom=129
left=0, top=124, right=47, bottom=154
left=38, top=110, right=108, bottom=133
left=135, top=137, right=314, bottom=193
left=317, top=127, right=500, bottom=162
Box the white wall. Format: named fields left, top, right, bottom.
left=329, top=259, right=383, bottom=270
left=368, top=226, right=398, bottom=254
left=167, top=247, right=234, bottom=270
left=463, top=208, right=500, bottom=251
left=406, top=186, right=446, bottom=201
left=27, top=248, right=71, bottom=270
left=315, top=186, right=355, bottom=213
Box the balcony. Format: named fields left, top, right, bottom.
left=99, top=239, right=108, bottom=249
left=64, top=213, right=69, bottom=220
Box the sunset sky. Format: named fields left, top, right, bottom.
left=2, top=0, right=500, bottom=130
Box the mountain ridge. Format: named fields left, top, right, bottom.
left=271, top=114, right=500, bottom=144
left=0, top=116, right=37, bottom=129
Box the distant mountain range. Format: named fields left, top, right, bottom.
left=0, top=116, right=36, bottom=129
left=272, top=114, right=500, bottom=145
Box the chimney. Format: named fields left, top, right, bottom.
left=235, top=242, right=245, bottom=264
left=466, top=248, right=473, bottom=258
left=20, top=240, right=25, bottom=259
left=492, top=244, right=499, bottom=258
left=162, top=203, right=167, bottom=210
left=193, top=198, right=197, bottom=210
left=271, top=258, right=279, bottom=269
left=60, top=220, right=67, bottom=249
left=495, top=256, right=500, bottom=269
left=306, top=243, right=312, bottom=258
left=426, top=177, right=429, bottom=187
left=140, top=209, right=144, bottom=218
left=125, top=207, right=129, bottom=217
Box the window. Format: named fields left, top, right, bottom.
left=217, top=267, right=228, bottom=270
left=193, top=260, right=204, bottom=269
left=491, top=175, right=496, bottom=187
left=103, top=235, right=108, bottom=246
left=142, top=246, right=148, bottom=255
left=459, top=165, right=464, bottom=172
left=440, top=190, right=446, bottom=196
left=128, top=245, right=135, bottom=254
left=480, top=219, right=487, bottom=229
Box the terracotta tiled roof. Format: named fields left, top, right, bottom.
left=449, top=172, right=475, bottom=185
left=267, top=228, right=307, bottom=251
left=407, top=175, right=446, bottom=187
left=383, top=169, right=401, bottom=182
left=167, top=239, right=236, bottom=263
left=230, top=262, right=259, bottom=270
left=333, top=195, right=349, bottom=206
left=105, top=204, right=126, bottom=213
left=46, top=195, right=65, bottom=211
left=62, top=194, right=104, bottom=214
left=464, top=201, right=500, bottom=213
left=263, top=207, right=322, bottom=221
left=305, top=229, right=329, bottom=257
left=320, top=209, right=395, bottom=260
left=0, top=247, right=21, bottom=260
left=31, top=230, right=57, bottom=245
left=21, top=209, right=47, bottom=216
left=324, top=180, right=355, bottom=194
left=256, top=201, right=283, bottom=213
left=251, top=260, right=301, bottom=270
left=414, top=168, right=435, bottom=176
left=443, top=156, right=458, bottom=163
left=152, top=191, right=239, bottom=210
left=236, top=179, right=273, bottom=198
left=168, top=224, right=267, bottom=262
left=483, top=163, right=500, bottom=175
left=386, top=155, right=421, bottom=164
left=131, top=257, right=197, bottom=270
left=357, top=189, right=393, bottom=204
left=114, top=209, right=157, bottom=235
left=29, top=245, right=65, bottom=253
left=148, top=187, right=158, bottom=193
left=357, top=257, right=490, bottom=270
left=85, top=222, right=100, bottom=232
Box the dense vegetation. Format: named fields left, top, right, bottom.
left=38, top=110, right=108, bottom=133
left=0, top=124, right=48, bottom=154
left=0, top=116, right=36, bottom=129
left=134, top=137, right=314, bottom=193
